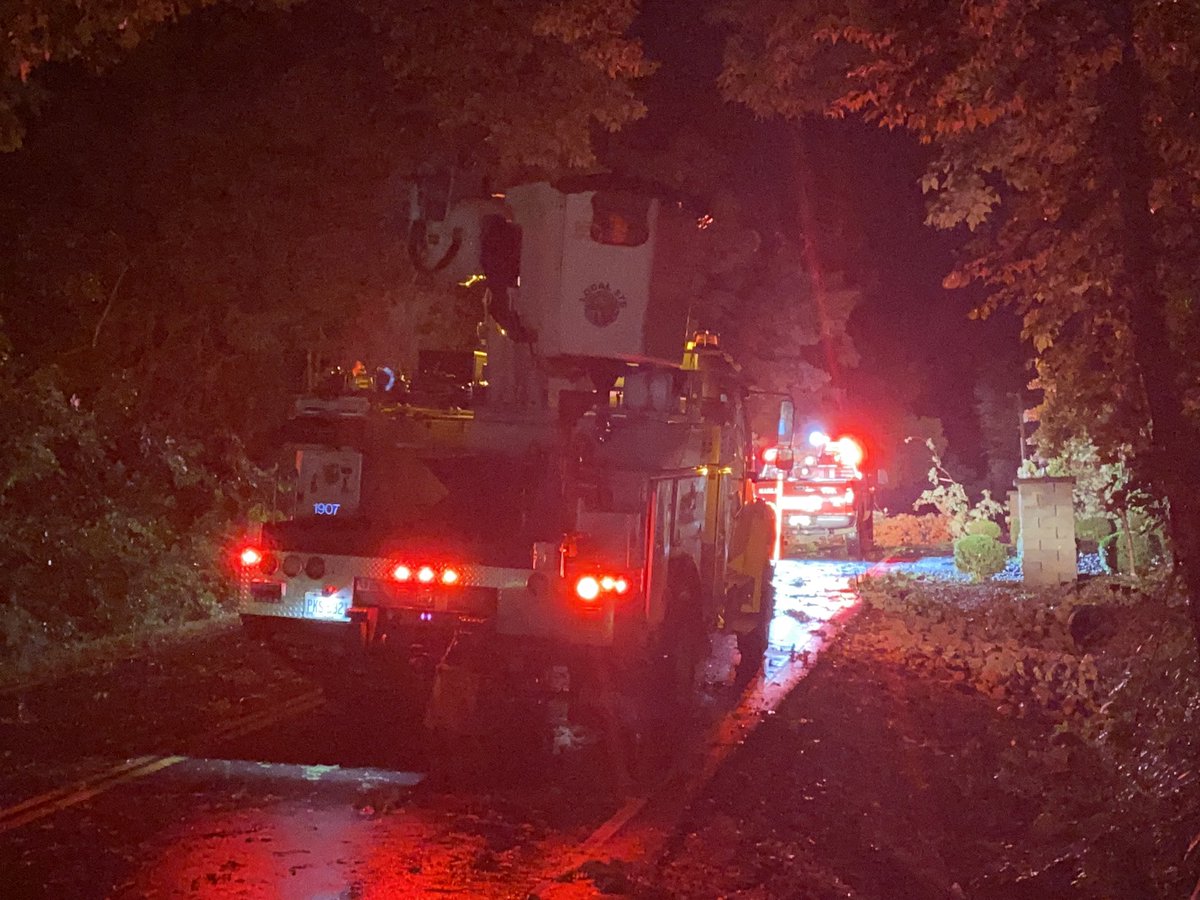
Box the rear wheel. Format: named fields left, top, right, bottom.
left=626, top=562, right=706, bottom=781
left=658, top=567, right=707, bottom=709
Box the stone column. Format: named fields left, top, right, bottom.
left=1017, top=476, right=1076, bottom=585
left=1007, top=488, right=1020, bottom=549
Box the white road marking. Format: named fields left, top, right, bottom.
left=0, top=689, right=327, bottom=833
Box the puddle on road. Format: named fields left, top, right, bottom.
left=768, top=558, right=869, bottom=654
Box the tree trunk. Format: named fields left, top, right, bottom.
left=1119, top=509, right=1137, bottom=577
left=1108, top=0, right=1200, bottom=649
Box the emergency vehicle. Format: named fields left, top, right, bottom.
left=235, top=177, right=778, bottom=752
left=755, top=430, right=875, bottom=557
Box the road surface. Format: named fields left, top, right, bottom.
left=1, top=557, right=882, bottom=899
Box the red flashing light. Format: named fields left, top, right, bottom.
left=833, top=436, right=864, bottom=468
left=575, top=575, right=601, bottom=602
left=392, top=564, right=412, bottom=582
left=240, top=547, right=263, bottom=567
left=441, top=568, right=460, bottom=585
left=417, top=566, right=436, bottom=584
left=762, top=446, right=779, bottom=464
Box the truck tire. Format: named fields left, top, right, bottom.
left=660, top=562, right=707, bottom=708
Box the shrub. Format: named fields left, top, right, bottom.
left=874, top=513, right=952, bottom=549
left=954, top=534, right=1008, bottom=581
left=0, top=356, right=276, bottom=658
left=965, top=518, right=1002, bottom=540
left=1075, top=516, right=1115, bottom=552
left=1099, top=526, right=1169, bottom=575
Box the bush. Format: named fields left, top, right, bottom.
left=874, top=513, right=952, bottom=549
left=965, top=518, right=1002, bottom=540
left=954, top=534, right=1008, bottom=581
left=0, top=356, right=276, bottom=658
left=1099, top=527, right=1168, bottom=575
left=1075, top=516, right=1115, bottom=552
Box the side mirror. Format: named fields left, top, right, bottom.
left=777, top=398, right=795, bottom=442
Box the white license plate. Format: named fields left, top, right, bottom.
left=305, top=591, right=349, bottom=620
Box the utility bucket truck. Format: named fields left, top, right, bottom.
left=755, top=430, right=876, bottom=558
left=235, top=177, right=778, bottom=756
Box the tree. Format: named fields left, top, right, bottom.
left=607, top=102, right=864, bottom=421
left=0, top=0, right=300, bottom=152
left=0, top=0, right=657, bottom=448
left=348, top=0, right=654, bottom=177
left=974, top=367, right=1026, bottom=496
left=715, top=0, right=1200, bottom=643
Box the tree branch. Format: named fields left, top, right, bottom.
left=91, top=263, right=129, bottom=350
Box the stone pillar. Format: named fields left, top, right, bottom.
left=1017, top=476, right=1076, bottom=585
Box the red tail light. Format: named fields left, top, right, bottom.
left=391, top=561, right=465, bottom=587
left=573, top=573, right=632, bottom=603
left=240, top=547, right=263, bottom=567
left=575, top=575, right=601, bottom=602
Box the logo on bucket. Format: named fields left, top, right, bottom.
left=580, top=282, right=627, bottom=327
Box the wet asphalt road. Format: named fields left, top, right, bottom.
left=0, top=557, right=882, bottom=899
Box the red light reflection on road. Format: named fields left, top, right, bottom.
left=118, top=761, right=423, bottom=899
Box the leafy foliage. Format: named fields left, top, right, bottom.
left=953, top=533, right=1007, bottom=581
left=358, top=0, right=653, bottom=177
left=852, top=572, right=1200, bottom=895
left=1099, top=521, right=1169, bottom=576
left=715, top=0, right=1200, bottom=644
left=911, top=437, right=1004, bottom=538
left=964, top=517, right=1001, bottom=541
left=0, top=329, right=277, bottom=666
left=0, top=0, right=301, bottom=152
left=1075, top=514, right=1114, bottom=551
left=872, top=512, right=951, bottom=550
